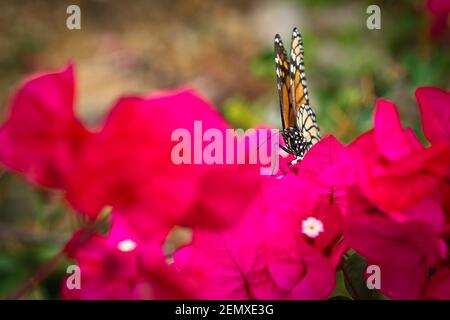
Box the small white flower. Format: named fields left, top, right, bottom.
left=301, top=217, right=324, bottom=238
left=117, top=239, right=137, bottom=252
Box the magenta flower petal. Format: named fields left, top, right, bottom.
left=376, top=263, right=429, bottom=299
left=345, top=192, right=444, bottom=268
left=426, top=0, right=450, bottom=37
left=298, top=135, right=347, bottom=212
left=374, top=98, right=419, bottom=160
left=263, top=139, right=347, bottom=298
left=62, top=218, right=197, bottom=300
left=62, top=232, right=141, bottom=300
left=0, top=64, right=90, bottom=188
left=416, top=87, right=450, bottom=146
left=425, top=266, right=450, bottom=299
left=66, top=88, right=263, bottom=231
left=286, top=241, right=336, bottom=300
left=344, top=92, right=450, bottom=215
left=402, top=194, right=446, bottom=232
left=264, top=198, right=342, bottom=296
left=173, top=206, right=285, bottom=299
left=264, top=192, right=305, bottom=291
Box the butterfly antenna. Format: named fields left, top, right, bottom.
left=256, top=129, right=282, bottom=152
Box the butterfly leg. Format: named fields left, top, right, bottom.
left=278, top=144, right=291, bottom=154
left=277, top=144, right=301, bottom=166
left=289, top=156, right=302, bottom=165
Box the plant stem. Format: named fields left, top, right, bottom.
left=6, top=215, right=109, bottom=300
left=6, top=250, right=66, bottom=300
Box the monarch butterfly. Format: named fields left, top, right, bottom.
left=274, top=28, right=320, bottom=163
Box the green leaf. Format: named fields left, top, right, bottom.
left=329, top=270, right=353, bottom=300
left=343, top=253, right=380, bottom=300
left=328, top=295, right=352, bottom=300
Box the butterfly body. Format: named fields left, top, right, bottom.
left=275, top=28, right=320, bottom=162
left=281, top=127, right=307, bottom=159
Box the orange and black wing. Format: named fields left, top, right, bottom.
left=290, top=28, right=320, bottom=145
left=274, top=34, right=295, bottom=130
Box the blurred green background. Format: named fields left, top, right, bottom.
left=0, top=0, right=449, bottom=299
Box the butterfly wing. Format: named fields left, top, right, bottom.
left=290, top=28, right=320, bottom=146
left=274, top=34, right=296, bottom=130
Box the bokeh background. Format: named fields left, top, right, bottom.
left=0, top=0, right=449, bottom=299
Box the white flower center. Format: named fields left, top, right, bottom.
left=117, top=239, right=137, bottom=252
left=301, top=217, right=324, bottom=238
